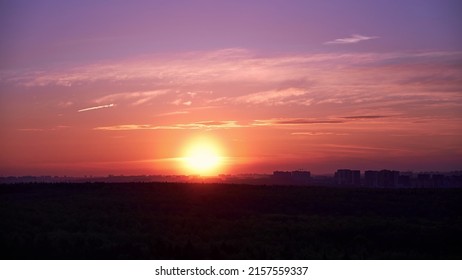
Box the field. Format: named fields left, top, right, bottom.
left=1, top=182, right=461, bottom=259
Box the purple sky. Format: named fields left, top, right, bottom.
left=2, top=0, right=461, bottom=68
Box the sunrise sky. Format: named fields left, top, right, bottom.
left=1, top=0, right=461, bottom=176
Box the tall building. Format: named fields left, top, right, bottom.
left=377, top=170, right=399, bottom=188
left=272, top=170, right=311, bottom=185
left=365, top=170, right=379, bottom=187
left=291, top=170, right=311, bottom=184
left=417, top=173, right=432, bottom=188
left=272, top=171, right=292, bottom=182
left=398, top=175, right=411, bottom=188
left=335, top=169, right=361, bottom=186
left=432, top=174, right=445, bottom=188
left=365, top=170, right=399, bottom=187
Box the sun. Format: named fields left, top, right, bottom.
left=182, top=138, right=224, bottom=175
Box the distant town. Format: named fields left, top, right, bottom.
left=1, top=169, right=461, bottom=188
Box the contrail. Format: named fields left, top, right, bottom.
left=78, top=103, right=114, bottom=112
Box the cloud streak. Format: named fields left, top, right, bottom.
left=78, top=103, right=114, bottom=112
left=157, top=111, right=189, bottom=117
left=325, top=34, right=378, bottom=45
left=253, top=118, right=345, bottom=126
left=230, top=88, right=310, bottom=106
left=290, top=132, right=334, bottom=136
left=342, top=115, right=389, bottom=119
left=94, top=90, right=168, bottom=106
left=94, top=120, right=246, bottom=131
left=3, top=49, right=461, bottom=129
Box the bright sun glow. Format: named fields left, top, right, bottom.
left=182, top=138, right=224, bottom=175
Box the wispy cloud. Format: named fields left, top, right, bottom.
left=17, top=125, right=70, bottom=132
left=342, top=115, right=389, bottom=119
left=251, top=116, right=405, bottom=127
left=291, top=132, right=334, bottom=136
left=95, top=117, right=376, bottom=131
left=94, top=124, right=181, bottom=131
left=157, top=111, right=189, bottom=117
left=57, top=101, right=74, bottom=108
left=17, top=128, right=47, bottom=132
left=231, top=88, right=309, bottom=106
left=4, top=49, right=462, bottom=124
left=78, top=103, right=114, bottom=113
left=94, top=120, right=246, bottom=131
left=291, top=131, right=351, bottom=136
left=317, top=144, right=411, bottom=153
left=324, top=34, right=378, bottom=45
left=94, top=90, right=168, bottom=106
left=172, top=99, right=192, bottom=106
left=254, top=118, right=344, bottom=126
left=181, top=120, right=245, bottom=129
